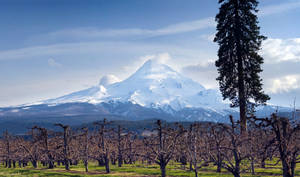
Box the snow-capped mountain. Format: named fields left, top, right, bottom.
left=0, top=59, right=288, bottom=128
left=44, top=59, right=229, bottom=113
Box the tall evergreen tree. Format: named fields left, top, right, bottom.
left=214, top=0, right=269, bottom=132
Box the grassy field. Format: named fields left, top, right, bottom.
left=0, top=161, right=299, bottom=177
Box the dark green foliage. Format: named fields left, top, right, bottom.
left=214, top=0, right=270, bottom=130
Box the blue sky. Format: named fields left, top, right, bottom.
left=0, top=0, right=300, bottom=107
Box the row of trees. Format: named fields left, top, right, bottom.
left=0, top=115, right=299, bottom=177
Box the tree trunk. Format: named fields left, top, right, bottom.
left=234, top=0, right=247, bottom=133
left=84, top=160, right=88, bottom=172
left=118, top=155, right=122, bottom=167
left=291, top=161, right=296, bottom=177
left=117, top=125, right=123, bottom=167
left=83, top=127, right=89, bottom=172
left=217, top=163, right=222, bottom=173
left=105, top=157, right=110, bottom=173
left=282, top=161, right=293, bottom=177
left=233, top=172, right=241, bottom=177
left=160, top=164, right=166, bottom=177
left=233, top=148, right=240, bottom=177
left=194, top=163, right=198, bottom=177
left=55, top=124, right=70, bottom=171
left=217, top=152, right=222, bottom=172
left=48, top=160, right=54, bottom=169
left=47, top=154, right=54, bottom=169
left=128, top=141, right=133, bottom=164
left=189, top=161, right=193, bottom=171
left=260, top=159, right=266, bottom=168
left=32, top=160, right=38, bottom=168
left=8, top=159, right=12, bottom=168
left=251, top=158, right=255, bottom=175
left=65, top=159, right=70, bottom=170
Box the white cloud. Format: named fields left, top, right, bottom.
left=259, top=1, right=300, bottom=17
left=123, top=52, right=172, bottom=73
left=0, top=43, right=85, bottom=61
left=0, top=42, right=132, bottom=61
left=0, top=41, right=208, bottom=62
left=46, top=17, right=215, bottom=39
left=48, top=58, right=62, bottom=67
left=181, top=61, right=218, bottom=89
left=156, top=53, right=171, bottom=64
left=262, top=38, right=300, bottom=63
left=154, top=17, right=215, bottom=35
left=48, top=28, right=151, bottom=38
left=140, top=53, right=171, bottom=64
left=267, top=75, right=300, bottom=94
left=99, top=75, right=120, bottom=86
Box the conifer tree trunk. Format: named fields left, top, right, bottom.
left=214, top=0, right=270, bottom=133
left=233, top=0, right=247, bottom=133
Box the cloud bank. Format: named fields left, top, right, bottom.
left=262, top=38, right=300, bottom=63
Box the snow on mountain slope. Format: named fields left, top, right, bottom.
left=2, top=59, right=291, bottom=124
left=43, top=59, right=230, bottom=112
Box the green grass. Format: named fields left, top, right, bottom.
left=0, top=160, right=299, bottom=177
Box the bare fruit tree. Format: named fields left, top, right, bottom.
left=253, top=114, right=300, bottom=177
left=54, top=124, right=71, bottom=170
left=93, top=119, right=111, bottom=173
left=142, top=120, right=185, bottom=177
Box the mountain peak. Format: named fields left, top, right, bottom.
left=129, top=59, right=178, bottom=80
